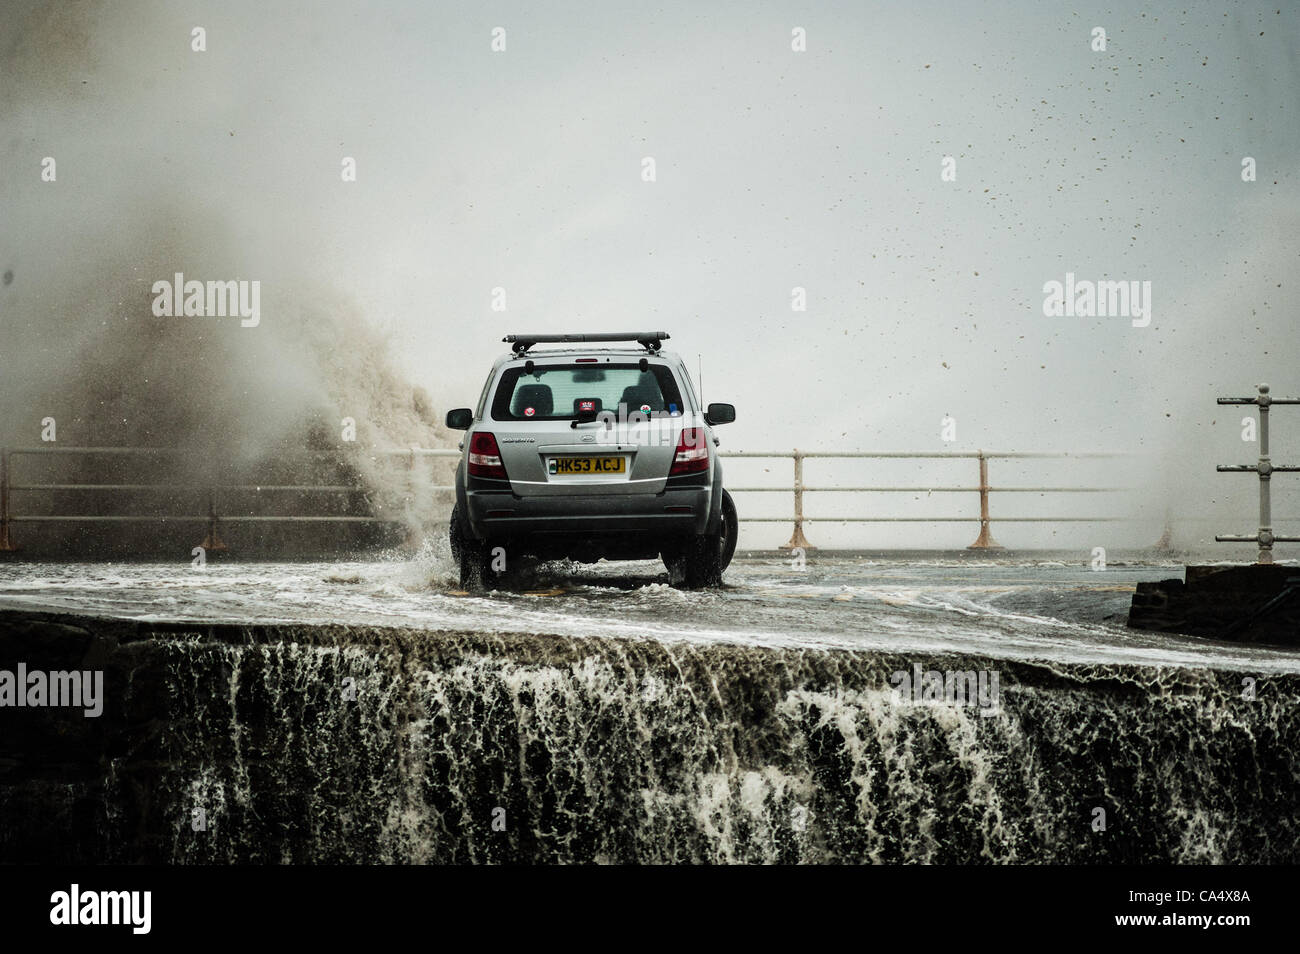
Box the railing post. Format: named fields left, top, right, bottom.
left=1257, top=388, right=1273, bottom=564
left=200, top=484, right=228, bottom=553
left=0, top=449, right=18, bottom=552
left=1215, top=383, right=1300, bottom=562
left=780, top=449, right=814, bottom=550
left=404, top=447, right=419, bottom=549
left=1151, top=506, right=1174, bottom=551
left=967, top=451, right=1002, bottom=549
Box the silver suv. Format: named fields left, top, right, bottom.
left=445, top=332, right=737, bottom=589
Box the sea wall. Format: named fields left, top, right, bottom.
left=1, top=610, right=1296, bottom=863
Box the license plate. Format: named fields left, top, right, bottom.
left=548, top=456, right=625, bottom=475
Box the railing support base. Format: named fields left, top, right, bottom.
left=967, top=522, right=1003, bottom=550
left=200, top=521, right=228, bottom=554
left=779, top=523, right=815, bottom=551
left=200, top=536, right=228, bottom=553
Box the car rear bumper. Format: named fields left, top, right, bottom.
left=464, top=486, right=712, bottom=555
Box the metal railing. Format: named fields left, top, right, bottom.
left=0, top=445, right=1133, bottom=553
left=0, top=446, right=459, bottom=553
left=1215, top=383, right=1300, bottom=564
left=722, top=450, right=1132, bottom=549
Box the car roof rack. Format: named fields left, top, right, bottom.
left=503, top=332, right=670, bottom=356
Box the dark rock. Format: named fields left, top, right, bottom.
left=1128, top=564, right=1300, bottom=645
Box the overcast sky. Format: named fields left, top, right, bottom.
left=3, top=0, right=1298, bottom=548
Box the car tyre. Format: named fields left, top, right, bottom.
left=449, top=503, right=494, bottom=590
left=664, top=488, right=737, bottom=588
left=718, top=489, right=738, bottom=572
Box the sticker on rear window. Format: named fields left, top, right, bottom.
left=524, top=407, right=535, bottom=417
left=579, top=400, right=595, bottom=412
left=640, top=404, right=651, bottom=413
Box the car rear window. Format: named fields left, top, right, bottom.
left=491, top=363, right=686, bottom=421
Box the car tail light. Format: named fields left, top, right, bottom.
left=669, top=427, right=709, bottom=475
left=468, top=432, right=508, bottom=479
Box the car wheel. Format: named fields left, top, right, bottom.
left=663, top=489, right=734, bottom=589
left=719, top=488, right=738, bottom=572
left=449, top=504, right=492, bottom=590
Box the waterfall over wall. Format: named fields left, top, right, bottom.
left=2, top=609, right=1297, bottom=863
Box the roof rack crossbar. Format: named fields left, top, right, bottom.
left=503, top=332, right=670, bottom=355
